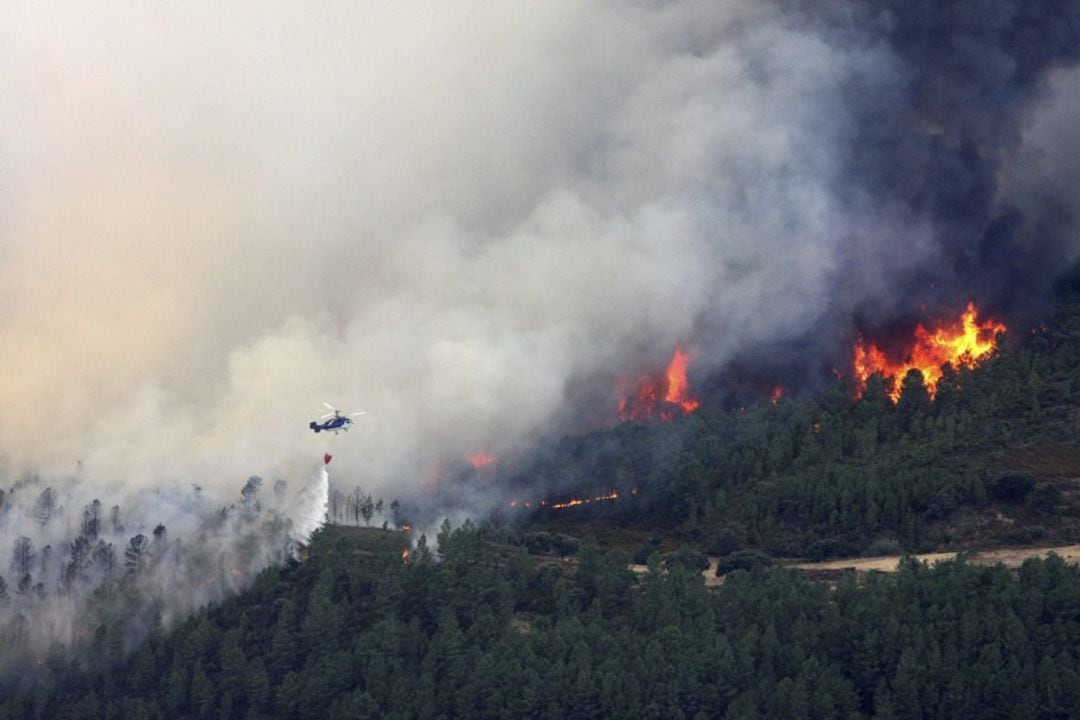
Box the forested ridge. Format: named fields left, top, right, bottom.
left=6, top=274, right=1080, bottom=717
left=513, top=268, right=1080, bottom=561
left=6, top=524, right=1080, bottom=719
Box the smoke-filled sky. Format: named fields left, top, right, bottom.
left=3, top=1, right=1080, bottom=504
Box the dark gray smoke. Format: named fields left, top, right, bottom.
left=697, top=1, right=1080, bottom=387
left=849, top=2, right=1080, bottom=311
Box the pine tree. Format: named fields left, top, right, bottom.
left=124, top=534, right=147, bottom=576
left=82, top=499, right=102, bottom=540
left=110, top=505, right=124, bottom=535
left=190, top=660, right=217, bottom=720
left=245, top=657, right=272, bottom=713
left=219, top=628, right=248, bottom=702
left=10, top=536, right=34, bottom=577
left=33, top=487, right=57, bottom=527
left=93, top=541, right=116, bottom=586
left=165, top=664, right=189, bottom=716
left=269, top=598, right=300, bottom=678
left=62, top=535, right=91, bottom=590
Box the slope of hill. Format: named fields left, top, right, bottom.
left=512, top=269, right=1080, bottom=563
left=7, top=277, right=1080, bottom=717
left=6, top=522, right=1080, bottom=719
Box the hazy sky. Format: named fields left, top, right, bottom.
left=2, top=1, right=1078, bottom=504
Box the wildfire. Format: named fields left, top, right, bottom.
left=467, top=453, right=496, bottom=469
left=508, top=488, right=633, bottom=513
left=853, top=302, right=1006, bottom=401
left=618, top=346, right=700, bottom=421
left=549, top=490, right=621, bottom=510
left=401, top=548, right=411, bottom=563
left=770, top=385, right=784, bottom=404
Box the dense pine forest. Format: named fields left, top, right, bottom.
left=5, top=524, right=1080, bottom=719
left=5, top=273, right=1080, bottom=717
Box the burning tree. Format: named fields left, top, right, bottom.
left=853, top=303, right=1006, bottom=401
left=618, top=346, right=701, bottom=421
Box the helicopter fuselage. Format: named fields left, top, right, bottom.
left=309, top=416, right=352, bottom=433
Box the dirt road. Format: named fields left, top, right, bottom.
left=785, top=544, right=1080, bottom=573
left=630, top=545, right=1080, bottom=587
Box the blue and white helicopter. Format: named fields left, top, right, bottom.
left=309, top=403, right=365, bottom=434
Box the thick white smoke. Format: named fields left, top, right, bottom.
left=292, top=464, right=330, bottom=545
left=0, top=2, right=866, bottom=501
left=1, top=1, right=1076, bottom=508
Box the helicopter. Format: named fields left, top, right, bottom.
left=309, top=403, right=365, bottom=434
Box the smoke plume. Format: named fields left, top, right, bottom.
left=2, top=0, right=1080, bottom=647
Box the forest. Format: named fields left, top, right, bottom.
left=4, top=273, right=1080, bottom=717
left=4, top=523, right=1080, bottom=719
left=507, top=268, right=1080, bottom=561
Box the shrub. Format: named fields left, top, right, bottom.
left=987, top=473, right=1036, bottom=503
left=715, top=550, right=773, bottom=576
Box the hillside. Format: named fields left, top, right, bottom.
left=6, top=279, right=1080, bottom=718
left=508, top=269, right=1080, bottom=564
left=7, top=523, right=1080, bottom=719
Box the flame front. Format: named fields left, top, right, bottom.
left=549, top=490, right=621, bottom=510
left=853, top=302, right=1006, bottom=401
left=619, top=345, right=700, bottom=421
left=507, top=488, right=635, bottom=513
left=664, top=346, right=700, bottom=414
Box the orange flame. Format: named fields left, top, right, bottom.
left=467, top=453, right=496, bottom=469
left=401, top=548, right=411, bottom=563
left=665, top=346, right=700, bottom=413
left=549, top=490, right=620, bottom=510
left=853, top=302, right=1006, bottom=401
left=507, top=489, right=625, bottom=512
left=770, top=385, right=784, bottom=404
left=619, top=346, right=700, bottom=420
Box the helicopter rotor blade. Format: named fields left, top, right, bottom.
left=323, top=402, right=336, bottom=412
left=349, top=411, right=366, bottom=417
